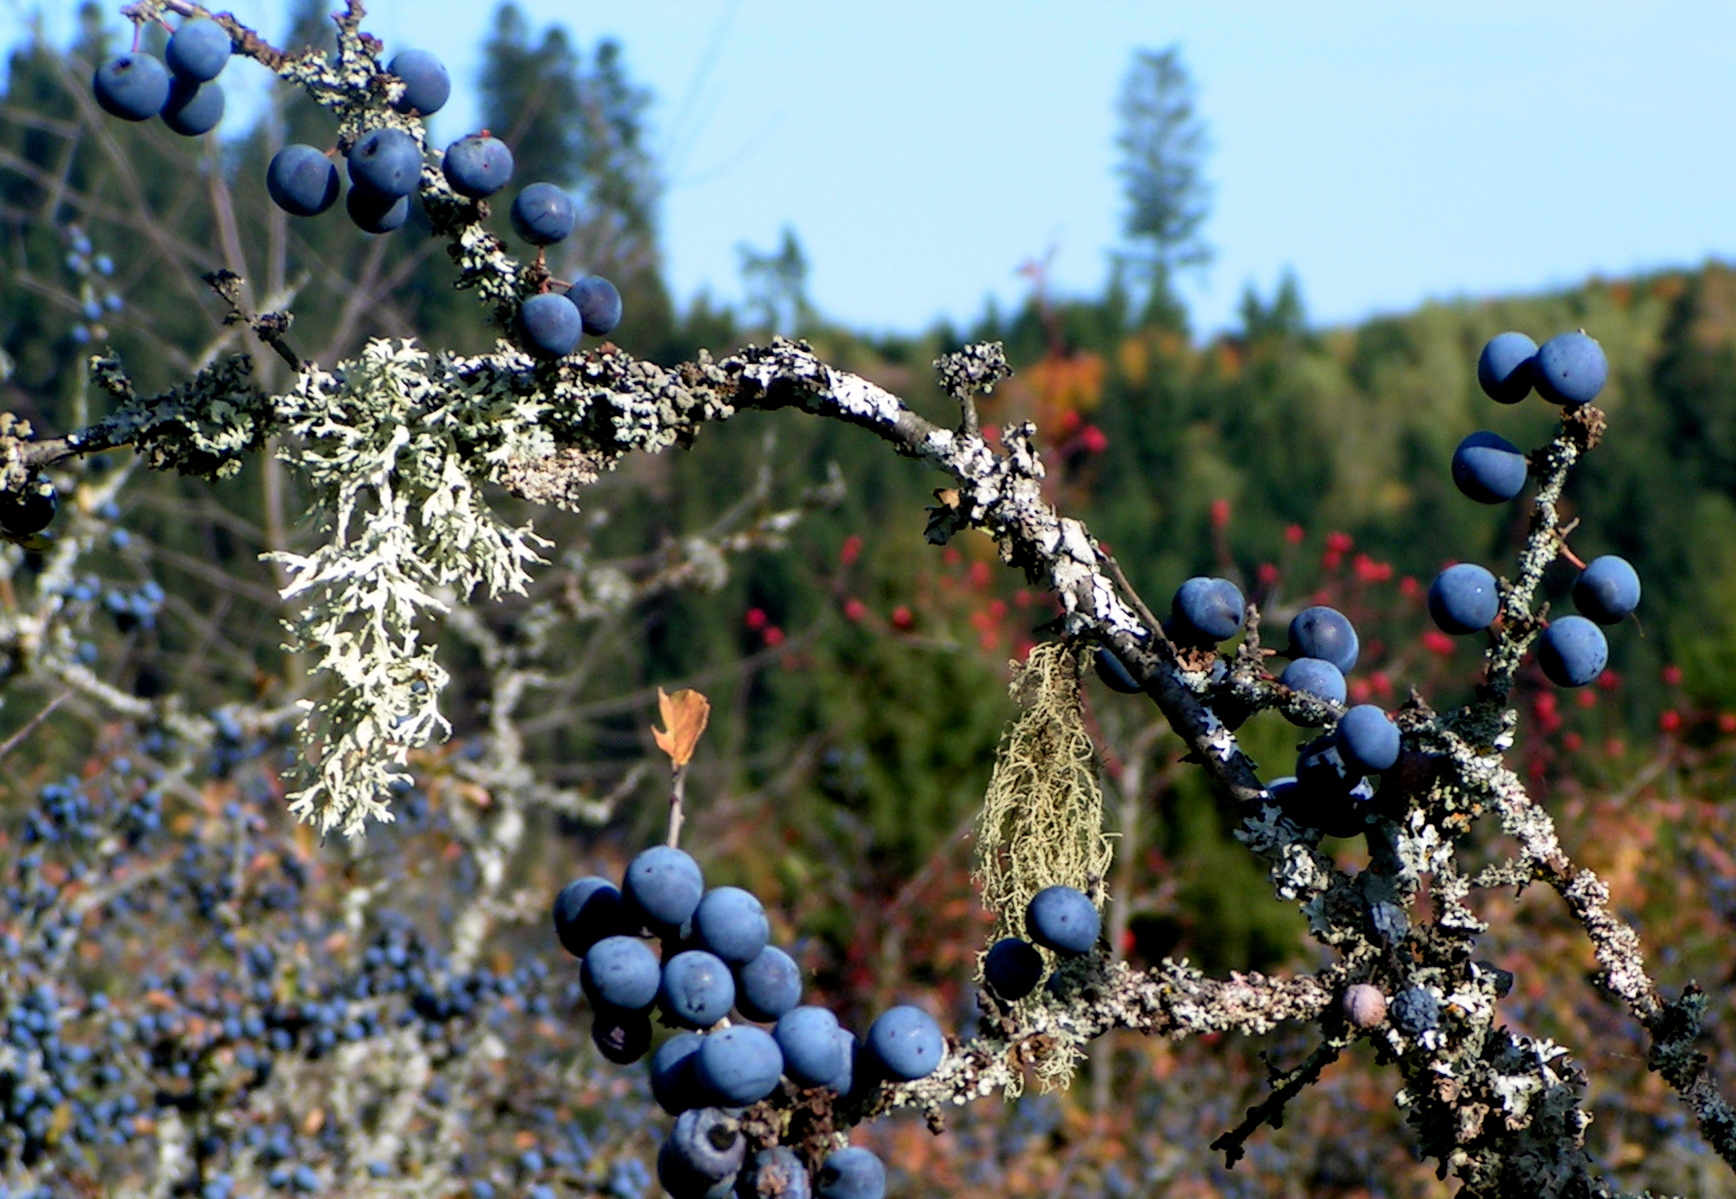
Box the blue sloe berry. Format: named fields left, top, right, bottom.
left=733, top=945, right=801, bottom=1022
left=592, top=1007, right=652, bottom=1064
left=165, top=18, right=231, bottom=81
left=520, top=293, right=583, bottom=358
left=161, top=78, right=224, bottom=137
left=1026, top=885, right=1099, bottom=955
left=347, top=186, right=410, bottom=235
left=1573, top=555, right=1640, bottom=625
left=1390, top=986, right=1440, bottom=1036
left=348, top=128, right=423, bottom=199
left=266, top=145, right=340, bottom=217
left=571, top=275, right=623, bottom=336
left=694, top=1025, right=783, bottom=1106
left=1477, top=331, right=1537, bottom=404
left=1533, top=331, right=1607, bottom=406
left=553, top=876, right=623, bottom=957
left=388, top=49, right=450, bottom=116
left=668, top=1107, right=745, bottom=1181
left=443, top=134, right=514, bottom=198
left=1451, top=431, right=1528, bottom=504
left=660, top=950, right=735, bottom=1029
left=866, top=1005, right=944, bottom=1082
left=739, top=1147, right=812, bottom=1199
left=580, top=935, right=660, bottom=1012
left=623, top=845, right=705, bottom=932
left=93, top=54, right=170, bottom=121
left=694, top=887, right=769, bottom=964
left=815, top=1148, right=884, bottom=1199
left=1279, top=658, right=1346, bottom=714
left=1335, top=704, right=1400, bottom=774
left=1427, top=563, right=1499, bottom=635
left=1537, top=616, right=1608, bottom=688
left=774, top=1006, right=845, bottom=1088
left=1092, top=647, right=1142, bottom=694
left=1171, top=577, right=1244, bottom=645
left=650, top=1031, right=706, bottom=1115
left=511, top=183, right=576, bottom=246
left=1287, top=605, right=1358, bottom=673
left=982, top=936, right=1044, bottom=1001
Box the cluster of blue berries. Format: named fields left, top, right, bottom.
left=92, top=17, right=231, bottom=136
left=554, top=845, right=952, bottom=1199
left=93, top=34, right=625, bottom=379
left=980, top=885, right=1102, bottom=1001
left=1091, top=576, right=1248, bottom=695
left=1432, top=331, right=1638, bottom=686
left=1272, top=608, right=1405, bottom=833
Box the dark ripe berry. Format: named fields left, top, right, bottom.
left=1573, top=555, right=1640, bottom=625
left=1279, top=658, right=1345, bottom=715
left=1427, top=563, right=1499, bottom=635
left=591, top=1007, right=652, bottom=1064
left=1335, top=704, right=1400, bottom=774
left=1266, top=775, right=1302, bottom=821
left=669, top=1107, right=746, bottom=1181
left=161, top=77, right=224, bottom=137
left=510, top=183, right=577, bottom=246
left=519, top=293, right=582, bottom=358
left=579, top=935, right=660, bottom=1012
left=623, top=845, right=705, bottom=931
left=1171, top=576, right=1245, bottom=646
left=1287, top=605, right=1359, bottom=673
left=1477, top=331, right=1537, bottom=404
left=571, top=274, right=623, bottom=336
left=553, top=876, right=624, bottom=957
left=658, top=1138, right=737, bottom=1199
left=346, top=186, right=410, bottom=235
left=733, top=945, right=801, bottom=1022
left=773, top=1006, right=845, bottom=1088
left=266, top=145, right=340, bottom=217
left=1026, top=885, right=1099, bottom=955
left=0, top=477, right=57, bottom=536
left=1451, top=430, right=1528, bottom=504
left=982, top=937, right=1044, bottom=1001
left=387, top=49, right=450, bottom=116
left=1533, top=331, right=1608, bottom=406
left=660, top=950, right=735, bottom=1029
left=348, top=128, right=423, bottom=199
left=694, top=1025, right=783, bottom=1106
left=1294, top=736, right=1358, bottom=805
left=1092, top=647, right=1142, bottom=694
left=650, top=1032, right=706, bottom=1115
left=694, top=887, right=769, bottom=965
left=1537, top=616, right=1608, bottom=688
left=93, top=54, right=171, bottom=121
left=442, top=134, right=514, bottom=198
left=815, top=1148, right=885, bottom=1199
left=739, top=1148, right=812, bottom=1199
left=866, top=1005, right=944, bottom=1082
left=165, top=18, right=231, bottom=82
left=1389, top=986, right=1440, bottom=1036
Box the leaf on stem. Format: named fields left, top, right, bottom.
left=653, top=688, right=710, bottom=769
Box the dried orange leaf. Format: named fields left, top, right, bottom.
left=652, top=688, right=711, bottom=769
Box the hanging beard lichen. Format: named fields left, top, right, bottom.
left=973, top=641, right=1114, bottom=1093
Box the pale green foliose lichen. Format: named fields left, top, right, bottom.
left=268, top=338, right=553, bottom=835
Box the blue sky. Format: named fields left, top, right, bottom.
left=9, top=1, right=1736, bottom=337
